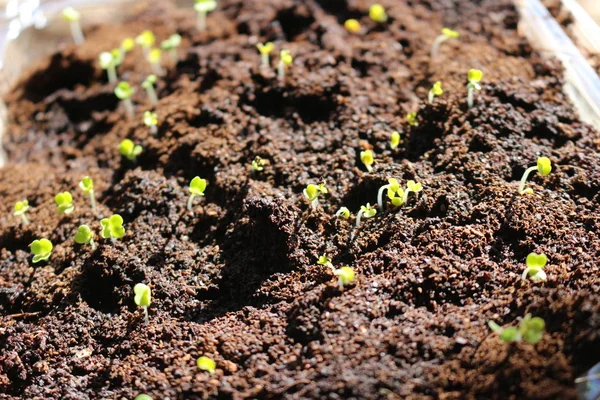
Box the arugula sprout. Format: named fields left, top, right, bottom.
left=488, top=313, right=545, bottom=345
left=141, top=74, right=158, bottom=105
left=256, top=42, right=274, bottom=69
left=13, top=200, right=29, bottom=224
left=188, top=177, right=207, bottom=212
left=161, top=34, right=182, bottom=65
left=133, top=283, right=151, bottom=325
left=195, top=0, right=217, bottom=32
left=62, top=7, right=85, bottom=45
left=431, top=27, right=459, bottom=58
left=30, top=239, right=53, bottom=263
left=518, top=157, right=552, bottom=195
left=79, top=176, right=96, bottom=210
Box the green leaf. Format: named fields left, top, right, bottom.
left=189, top=177, right=207, bottom=196
left=499, top=327, right=519, bottom=342
left=74, top=225, right=93, bottom=244
left=134, top=283, right=151, bottom=307
left=525, top=253, right=547, bottom=269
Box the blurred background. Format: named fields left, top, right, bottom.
left=579, top=0, right=600, bottom=21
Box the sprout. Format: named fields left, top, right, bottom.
left=144, top=111, right=158, bottom=135
left=119, top=139, right=143, bottom=162
left=119, top=37, right=135, bottom=59
left=388, top=185, right=405, bottom=207
left=30, top=238, right=53, bottom=263
left=352, top=203, right=376, bottom=239
left=101, top=214, right=125, bottom=242
left=133, top=283, right=151, bottom=325
left=369, top=4, right=388, bottom=23
left=467, top=69, right=483, bottom=108
left=360, top=149, right=374, bottom=172
left=428, top=81, right=443, bottom=103
left=188, top=176, right=207, bottom=212
left=136, top=30, right=155, bottom=58
left=518, top=157, right=552, bottom=195
left=79, top=176, right=96, bottom=211
left=522, top=252, right=548, bottom=282
left=488, top=313, right=545, bottom=345
left=74, top=225, right=96, bottom=250
left=195, top=0, right=218, bottom=32
left=251, top=156, right=265, bottom=172
left=99, top=50, right=122, bottom=84
left=303, top=182, right=328, bottom=210
left=134, top=395, right=152, bottom=400
left=256, top=42, right=274, bottom=69
left=344, top=19, right=361, bottom=33
left=317, top=254, right=335, bottom=272
left=335, top=206, right=350, bottom=219
left=431, top=27, right=460, bottom=58
left=141, top=74, right=159, bottom=105
left=406, top=112, right=419, bottom=127
left=390, top=131, right=401, bottom=150
left=13, top=200, right=29, bottom=224
left=62, top=7, right=84, bottom=45
left=161, top=34, right=182, bottom=65
left=55, top=191, right=75, bottom=214
left=402, top=180, right=423, bottom=205
left=333, top=266, right=355, bottom=289
left=114, top=81, right=136, bottom=119
left=278, top=50, right=293, bottom=81
left=147, top=48, right=164, bottom=75
left=377, top=178, right=401, bottom=210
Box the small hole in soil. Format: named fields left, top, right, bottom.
left=76, top=261, right=123, bottom=313
left=55, top=91, right=120, bottom=123
left=276, top=5, right=315, bottom=40
left=249, top=88, right=338, bottom=123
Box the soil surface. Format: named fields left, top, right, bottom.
left=1, top=0, right=600, bottom=399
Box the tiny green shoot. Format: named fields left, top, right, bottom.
left=74, top=225, right=96, bottom=250
left=390, top=131, right=401, bottom=150
left=99, top=50, right=121, bottom=84
left=144, top=111, right=158, bottom=135
left=13, top=200, right=29, bottom=224
left=119, top=139, right=143, bottom=162
left=333, top=266, right=355, bottom=290
left=134, top=395, right=152, bottom=400
left=467, top=69, right=483, bottom=108
left=344, top=19, right=361, bottom=33
left=136, top=30, right=156, bottom=58
left=377, top=178, right=401, bottom=210
left=133, top=283, right=151, bottom=325
left=352, top=203, right=376, bottom=239
left=79, top=176, right=96, bottom=210
left=30, top=238, right=53, bottom=263
left=278, top=50, right=293, bottom=81
left=488, top=313, right=545, bottom=345
left=119, top=37, right=135, bottom=59
left=431, top=27, right=459, bottom=58
left=303, top=182, right=328, bottom=210
left=335, top=206, right=350, bottom=219
left=141, top=74, right=158, bottom=105
left=62, top=7, right=84, bottom=45
left=256, top=42, right=274, bottom=69
left=360, top=149, right=374, bottom=172
left=317, top=254, right=335, bottom=273
left=196, top=355, right=216, bottom=374
left=188, top=176, right=207, bottom=212
left=114, top=81, right=136, bottom=119
left=55, top=191, right=75, bottom=214
left=428, top=81, right=443, bottom=103
left=251, top=156, right=265, bottom=172
left=522, top=252, right=547, bottom=282
left=195, top=0, right=217, bottom=32
left=518, top=157, right=552, bottom=195
left=147, top=48, right=164, bottom=75
left=402, top=180, right=423, bottom=205
left=369, top=4, right=388, bottom=23
left=161, top=34, right=182, bottom=66
left=406, top=112, right=419, bottom=127
left=101, top=214, right=125, bottom=242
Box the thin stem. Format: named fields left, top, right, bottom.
left=351, top=209, right=365, bottom=241
left=20, top=214, right=29, bottom=225
left=428, top=89, right=435, bottom=103
left=311, top=198, right=319, bottom=210
left=261, top=54, right=269, bottom=69
left=107, top=66, right=117, bottom=84
left=467, top=87, right=474, bottom=109
left=430, top=35, right=447, bottom=58
left=170, top=49, right=178, bottom=66
left=325, top=262, right=335, bottom=273
left=70, top=20, right=85, bottom=45
left=143, top=306, right=149, bottom=325
left=518, top=166, right=538, bottom=194
left=89, top=190, right=96, bottom=211
left=402, top=189, right=413, bottom=205
left=197, top=11, right=207, bottom=31
left=151, top=62, right=164, bottom=76
left=111, top=237, right=116, bottom=244
left=90, top=238, right=97, bottom=250
left=124, top=99, right=135, bottom=119
left=377, top=184, right=390, bottom=210
left=145, top=87, right=158, bottom=105
left=187, top=194, right=196, bottom=211
left=150, top=125, right=158, bottom=135
left=278, top=60, right=285, bottom=81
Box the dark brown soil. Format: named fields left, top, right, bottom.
left=1, top=0, right=600, bottom=399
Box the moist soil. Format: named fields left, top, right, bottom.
left=1, top=0, right=600, bottom=399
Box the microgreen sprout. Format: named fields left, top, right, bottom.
left=428, top=81, right=443, bottom=103
left=147, top=48, right=164, bottom=75
left=196, top=355, right=216, bottom=374
left=161, top=34, right=182, bottom=65
left=377, top=178, right=401, bottom=210
left=402, top=180, right=423, bottom=205
left=79, top=176, right=96, bottom=210
left=522, top=252, right=547, bottom=282
left=133, top=283, right=151, bottom=325
left=431, top=27, right=460, bottom=58
left=134, top=395, right=152, bottom=400
left=467, top=69, right=483, bottom=108
left=518, top=157, right=552, bottom=195
left=390, top=131, right=401, bottom=150
left=62, top=7, right=85, bottom=45
left=251, top=156, right=265, bottom=172
left=30, top=238, right=53, bottom=263
left=99, top=50, right=122, bottom=84
left=303, top=182, right=328, bottom=210
left=55, top=191, right=75, bottom=214
left=144, top=111, right=158, bottom=135
left=101, top=214, right=125, bottom=242
left=406, top=112, right=419, bottom=127
left=344, top=19, right=361, bottom=33
left=141, top=74, right=158, bottom=105
left=278, top=50, right=293, bottom=81
left=187, top=176, right=207, bottom=212
left=488, top=313, right=545, bottom=345
left=335, top=206, right=350, bottom=219
left=352, top=203, right=376, bottom=239
left=119, top=37, right=134, bottom=59
left=369, top=4, right=388, bottom=23
left=13, top=200, right=29, bottom=224
left=317, top=254, right=335, bottom=273
left=74, top=225, right=96, bottom=250
left=136, top=30, right=156, bottom=58
left=333, top=266, right=355, bottom=290
left=256, top=42, right=274, bottom=69
left=360, top=149, right=374, bottom=172
left=119, top=139, right=143, bottom=162
left=114, top=81, right=136, bottom=119
left=195, top=0, right=217, bottom=32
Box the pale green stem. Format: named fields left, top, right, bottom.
left=377, top=184, right=391, bottom=210
left=107, top=65, right=117, bottom=84
left=355, top=209, right=365, bottom=228
left=325, top=262, right=335, bottom=273
left=467, top=86, right=474, bottom=109
left=89, top=238, right=97, bottom=250
left=261, top=53, right=269, bottom=69
left=111, top=237, right=117, bottom=244
left=70, top=20, right=85, bottom=45
left=310, top=198, right=319, bottom=210
left=278, top=60, right=285, bottom=81
left=187, top=194, right=196, bottom=211
left=518, top=166, right=538, bottom=194
left=124, top=98, right=134, bottom=119
left=150, top=125, right=158, bottom=135
left=428, top=89, right=435, bottom=103
left=430, top=34, right=448, bottom=58
left=402, top=189, right=413, bottom=205
left=20, top=214, right=29, bottom=225
left=197, top=11, right=207, bottom=31
left=143, top=306, right=149, bottom=325
left=89, top=190, right=96, bottom=211
left=145, top=86, right=158, bottom=105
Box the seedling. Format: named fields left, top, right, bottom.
left=467, top=69, right=483, bottom=108
left=119, top=139, right=143, bottom=162
left=187, top=176, right=207, bottom=211
left=13, top=200, right=29, bottom=224
left=428, top=81, right=443, bottom=103
left=360, top=149, right=374, bottom=172
left=147, top=48, right=164, bottom=75
left=402, top=180, right=423, bottom=205
left=144, top=111, right=158, bottom=135
left=197, top=355, right=216, bottom=374
left=251, top=156, right=265, bottom=172
left=114, top=81, right=136, bottom=119
left=317, top=254, right=335, bottom=272
left=141, top=74, right=159, bottom=105
left=488, top=313, right=545, bottom=345
left=522, top=252, right=547, bottom=282
left=369, top=4, right=388, bottom=23
left=29, top=238, right=53, bottom=263
left=352, top=203, right=376, bottom=239
left=101, top=214, right=125, bottom=242
left=134, top=395, right=152, bottom=400
left=256, top=42, right=274, bottom=69
left=390, top=131, right=401, bottom=150
left=74, top=225, right=96, bottom=250
left=344, top=19, right=361, bottom=33
left=62, top=7, right=84, bottom=45
left=388, top=186, right=405, bottom=207
left=406, top=112, right=419, bottom=127
left=133, top=283, right=151, bottom=325
left=278, top=50, right=293, bottom=81
left=377, top=178, right=401, bottom=210
left=55, top=191, right=75, bottom=214
left=195, top=0, right=217, bottom=32
left=99, top=51, right=121, bottom=83
left=79, top=176, right=96, bottom=210
left=303, top=182, right=328, bottom=210
left=431, top=27, right=460, bottom=58
left=161, top=34, right=182, bottom=65
left=335, top=206, right=350, bottom=219
left=518, top=157, right=552, bottom=195
left=333, top=266, right=355, bottom=290
left=119, top=37, right=134, bottom=59
left=136, top=30, right=155, bottom=58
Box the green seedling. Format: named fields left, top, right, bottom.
left=377, top=178, right=402, bottom=210
left=518, top=157, right=552, bottom=195
left=99, top=50, right=122, bottom=84
left=431, top=27, right=459, bottom=58
left=62, top=7, right=84, bottom=45
left=369, top=4, right=388, bottom=23
left=134, top=395, right=152, bottom=400
left=390, top=131, right=401, bottom=150
left=195, top=0, right=217, bottom=32
left=134, top=283, right=151, bottom=325
left=55, top=191, right=75, bottom=214
left=334, top=266, right=355, bottom=290
left=141, top=74, right=159, bottom=105
left=74, top=225, right=96, bottom=250
left=406, top=112, right=419, bottom=127
left=79, top=176, right=96, bottom=210
left=278, top=50, right=293, bottom=81
left=251, top=156, right=265, bottom=172
left=147, top=48, right=164, bottom=75
left=303, top=182, right=328, bottom=210
left=428, top=81, right=443, bottom=103
left=197, top=355, right=216, bottom=374
left=188, top=176, right=207, bottom=211
left=256, top=42, right=274, bottom=69
left=467, top=69, right=483, bottom=108
left=119, top=139, right=143, bottom=162
left=335, top=206, right=350, bottom=219
left=119, top=37, right=134, bottom=59
left=402, top=180, right=423, bottom=205
left=360, top=149, right=374, bottom=172
left=136, top=30, right=155, bottom=58
left=522, top=252, right=547, bottom=282
left=352, top=203, right=376, bottom=240
left=13, top=200, right=29, bottom=224
left=114, top=81, right=136, bottom=119
left=317, top=254, right=335, bottom=273
left=488, top=313, right=545, bottom=345
left=30, top=238, right=52, bottom=263
left=144, top=111, right=158, bottom=135
left=101, top=214, right=125, bottom=242
left=161, top=34, right=182, bottom=66
left=344, top=19, right=361, bottom=33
